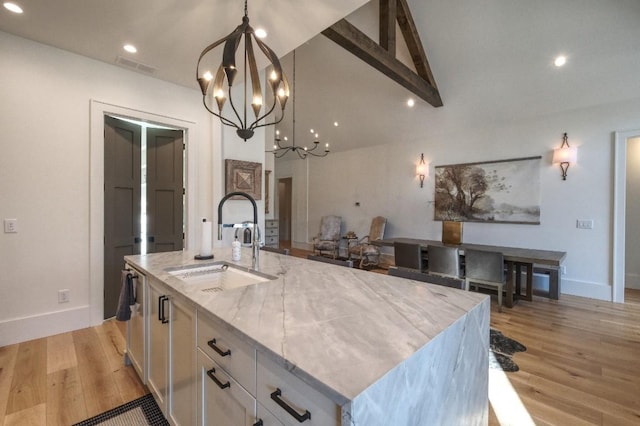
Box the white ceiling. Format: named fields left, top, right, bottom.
left=2, top=0, right=640, bottom=154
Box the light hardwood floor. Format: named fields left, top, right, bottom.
left=1, top=255, right=639, bottom=425
left=0, top=320, right=146, bottom=426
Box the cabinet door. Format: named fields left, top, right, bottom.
left=127, top=270, right=146, bottom=382
left=256, top=402, right=285, bottom=426
left=197, top=350, right=257, bottom=426
left=170, top=297, right=195, bottom=426
left=147, top=281, right=169, bottom=413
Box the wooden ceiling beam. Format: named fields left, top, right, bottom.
left=379, top=0, right=397, bottom=56
left=322, top=18, right=443, bottom=107
left=396, top=0, right=438, bottom=90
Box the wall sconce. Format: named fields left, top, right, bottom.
left=417, top=153, right=427, bottom=188
left=552, top=133, right=577, bottom=180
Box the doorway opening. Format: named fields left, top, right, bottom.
left=278, top=177, right=293, bottom=248
left=103, top=115, right=185, bottom=318
left=613, top=129, right=640, bottom=304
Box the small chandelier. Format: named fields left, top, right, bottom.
left=267, top=50, right=330, bottom=159
left=196, top=0, right=289, bottom=141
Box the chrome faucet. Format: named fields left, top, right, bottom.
left=217, top=191, right=260, bottom=271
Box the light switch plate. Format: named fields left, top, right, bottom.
left=576, top=219, right=594, bottom=229
left=4, top=219, right=17, bottom=233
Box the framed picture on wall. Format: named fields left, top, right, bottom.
left=434, top=156, right=541, bottom=224
left=225, top=159, right=262, bottom=200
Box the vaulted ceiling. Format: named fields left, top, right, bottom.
left=2, top=0, right=640, bottom=154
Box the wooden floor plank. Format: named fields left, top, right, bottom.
left=46, top=332, right=77, bottom=375
left=0, top=344, right=19, bottom=426
left=5, top=338, right=47, bottom=415
left=72, top=327, right=123, bottom=418
left=3, top=403, right=45, bottom=426
left=96, top=319, right=147, bottom=402
left=46, top=367, right=87, bottom=426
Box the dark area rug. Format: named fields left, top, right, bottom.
left=73, top=394, right=169, bottom=426
left=490, top=329, right=526, bottom=372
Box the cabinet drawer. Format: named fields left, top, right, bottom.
left=257, top=354, right=340, bottom=426
left=265, top=219, right=279, bottom=228
left=264, top=236, right=278, bottom=245
left=264, top=227, right=278, bottom=237
left=197, top=350, right=257, bottom=426
left=197, top=311, right=256, bottom=395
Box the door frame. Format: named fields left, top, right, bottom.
left=90, top=100, right=198, bottom=325
left=613, top=128, right=640, bottom=303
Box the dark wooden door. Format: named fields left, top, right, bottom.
left=104, top=118, right=184, bottom=319
left=146, top=128, right=184, bottom=253
left=104, top=116, right=141, bottom=319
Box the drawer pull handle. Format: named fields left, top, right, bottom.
left=206, top=368, right=230, bottom=390
left=270, top=388, right=311, bottom=423
left=253, top=421, right=263, bottom=426
left=207, top=339, right=231, bottom=357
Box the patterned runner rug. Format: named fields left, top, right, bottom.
left=73, top=394, right=168, bottom=426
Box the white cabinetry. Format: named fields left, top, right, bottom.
left=170, top=296, right=196, bottom=425
left=257, top=354, right=339, bottom=426
left=196, top=310, right=259, bottom=425
left=146, top=278, right=195, bottom=426
left=148, top=279, right=169, bottom=413
left=264, top=219, right=279, bottom=248
left=197, top=350, right=257, bottom=425
left=125, top=265, right=146, bottom=382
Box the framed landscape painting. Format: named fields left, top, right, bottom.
left=434, top=156, right=541, bottom=224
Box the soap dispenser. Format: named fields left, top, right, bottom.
left=232, top=236, right=241, bottom=261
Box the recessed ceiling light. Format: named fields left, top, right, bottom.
left=554, top=55, right=567, bottom=67
left=3, top=2, right=23, bottom=13
left=334, top=122, right=339, bottom=127
left=310, top=129, right=314, bottom=133
left=123, top=44, right=137, bottom=54
left=255, top=28, right=267, bottom=39
left=407, top=98, right=415, bottom=107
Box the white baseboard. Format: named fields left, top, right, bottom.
left=561, top=279, right=612, bottom=301
left=625, top=273, right=640, bottom=289
left=0, top=305, right=92, bottom=346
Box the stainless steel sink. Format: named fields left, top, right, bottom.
left=166, top=261, right=277, bottom=293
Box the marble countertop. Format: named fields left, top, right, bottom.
left=125, top=248, right=488, bottom=406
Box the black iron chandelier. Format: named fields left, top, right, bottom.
left=196, top=0, right=289, bottom=141
left=267, top=50, right=330, bottom=159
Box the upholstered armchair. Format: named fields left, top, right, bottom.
left=348, top=216, right=387, bottom=268
left=312, top=215, right=342, bottom=259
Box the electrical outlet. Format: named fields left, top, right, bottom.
left=4, top=219, right=17, bottom=233
left=576, top=219, right=594, bottom=229
left=58, top=289, right=70, bottom=303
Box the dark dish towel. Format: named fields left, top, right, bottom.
left=116, top=270, right=135, bottom=321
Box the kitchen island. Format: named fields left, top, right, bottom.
left=125, top=248, right=489, bottom=425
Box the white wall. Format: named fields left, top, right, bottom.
left=626, top=137, right=640, bottom=289
left=0, top=31, right=264, bottom=345
left=280, top=97, right=640, bottom=301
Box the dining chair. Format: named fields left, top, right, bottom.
left=393, top=242, right=424, bottom=271
left=312, top=215, right=342, bottom=259
left=348, top=216, right=387, bottom=268
left=427, top=245, right=461, bottom=278
left=464, top=249, right=505, bottom=312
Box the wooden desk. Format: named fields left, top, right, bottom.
left=374, top=237, right=566, bottom=308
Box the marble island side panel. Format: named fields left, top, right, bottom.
left=125, top=249, right=489, bottom=422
